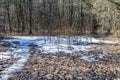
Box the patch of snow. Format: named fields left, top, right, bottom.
left=0, top=52, right=11, bottom=60
left=98, top=52, right=108, bottom=59
left=1, top=36, right=118, bottom=55
left=80, top=52, right=108, bottom=62
left=0, top=48, right=30, bottom=80
left=1, top=36, right=118, bottom=54
left=0, top=55, right=10, bottom=60
left=80, top=56, right=98, bottom=62
left=71, top=36, right=118, bottom=45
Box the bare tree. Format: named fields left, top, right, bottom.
left=28, top=0, right=33, bottom=34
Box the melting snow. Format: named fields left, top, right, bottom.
left=98, top=52, right=108, bottom=59
left=0, top=36, right=118, bottom=80
left=80, top=56, right=97, bottom=62
left=0, top=52, right=12, bottom=60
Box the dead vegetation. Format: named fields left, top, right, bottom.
left=9, top=46, right=120, bottom=80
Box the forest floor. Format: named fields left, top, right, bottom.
left=0, top=36, right=119, bottom=80
left=9, top=45, right=120, bottom=80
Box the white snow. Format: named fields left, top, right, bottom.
left=0, top=52, right=11, bottom=60
left=80, top=51, right=108, bottom=62
left=80, top=56, right=97, bottom=62
left=0, top=49, right=30, bottom=80
left=2, top=36, right=94, bottom=53
left=0, top=38, right=31, bottom=80
left=0, top=36, right=118, bottom=80
left=98, top=52, right=108, bottom=59
left=1, top=36, right=118, bottom=55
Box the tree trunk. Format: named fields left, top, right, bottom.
left=28, top=0, right=33, bottom=34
